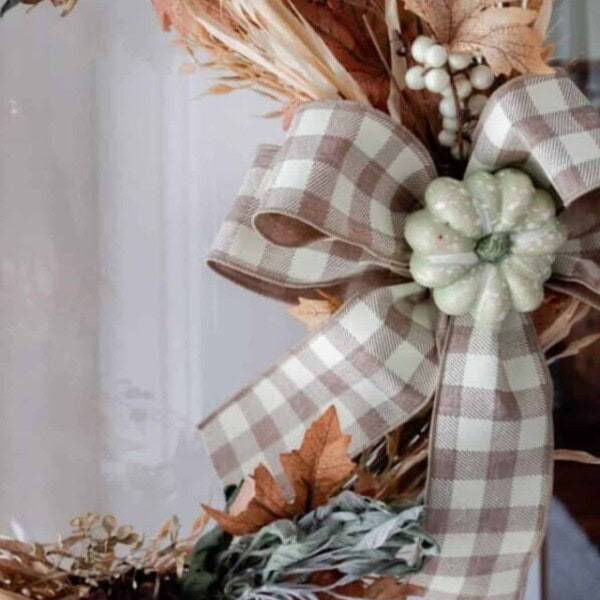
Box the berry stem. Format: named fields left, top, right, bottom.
left=446, top=65, right=465, bottom=161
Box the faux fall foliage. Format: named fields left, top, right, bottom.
left=186, top=406, right=436, bottom=600
left=404, top=0, right=554, bottom=76
left=3, top=0, right=600, bottom=597
left=203, top=406, right=356, bottom=536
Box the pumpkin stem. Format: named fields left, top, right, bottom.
left=475, top=233, right=511, bottom=263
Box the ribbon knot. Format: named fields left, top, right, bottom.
left=201, top=71, right=600, bottom=600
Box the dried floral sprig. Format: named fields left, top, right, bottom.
left=154, top=0, right=371, bottom=107
left=0, top=513, right=208, bottom=600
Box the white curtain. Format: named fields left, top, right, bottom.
left=0, top=0, right=302, bottom=538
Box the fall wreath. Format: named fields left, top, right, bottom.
left=2, top=2, right=600, bottom=600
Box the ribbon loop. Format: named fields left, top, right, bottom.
left=200, top=283, right=439, bottom=485
left=468, top=71, right=600, bottom=206
left=208, top=101, right=438, bottom=302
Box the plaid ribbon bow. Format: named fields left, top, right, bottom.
left=200, top=71, right=600, bottom=600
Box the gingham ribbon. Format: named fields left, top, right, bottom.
left=200, top=71, right=600, bottom=600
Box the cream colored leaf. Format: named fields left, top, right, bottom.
left=547, top=332, right=600, bottom=365
left=405, top=1, right=553, bottom=75
left=205, top=83, right=236, bottom=95
left=189, top=511, right=210, bottom=536
left=452, top=7, right=554, bottom=75
left=534, top=0, right=554, bottom=41
left=179, top=63, right=198, bottom=74
left=404, top=0, right=498, bottom=44
left=554, top=449, right=600, bottom=465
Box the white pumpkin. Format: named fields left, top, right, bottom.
left=405, top=169, right=567, bottom=326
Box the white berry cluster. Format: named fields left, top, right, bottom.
left=405, top=35, right=496, bottom=160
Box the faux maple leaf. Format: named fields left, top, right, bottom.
left=280, top=405, right=356, bottom=510
left=404, top=0, right=554, bottom=76
left=204, top=406, right=356, bottom=536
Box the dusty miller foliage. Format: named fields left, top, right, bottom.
left=184, top=491, right=438, bottom=600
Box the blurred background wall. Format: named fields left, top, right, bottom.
left=0, top=0, right=303, bottom=538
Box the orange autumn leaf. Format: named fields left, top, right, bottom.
left=204, top=464, right=293, bottom=536
left=204, top=406, right=356, bottom=535
left=352, top=469, right=380, bottom=498
left=281, top=406, right=356, bottom=511
left=404, top=0, right=554, bottom=76
left=288, top=292, right=342, bottom=331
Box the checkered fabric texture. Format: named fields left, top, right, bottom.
left=208, top=101, right=436, bottom=301
left=201, top=282, right=439, bottom=485
left=200, top=73, right=600, bottom=600
left=413, top=312, right=553, bottom=599
left=468, top=70, right=600, bottom=206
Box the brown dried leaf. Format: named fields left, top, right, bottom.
left=204, top=407, right=356, bottom=534
left=281, top=406, right=356, bottom=510
left=291, top=0, right=390, bottom=110
left=533, top=290, right=587, bottom=352
left=353, top=469, right=380, bottom=497
left=554, top=449, right=600, bottom=465
left=0, top=590, right=30, bottom=600
left=203, top=463, right=295, bottom=536
left=310, top=570, right=366, bottom=599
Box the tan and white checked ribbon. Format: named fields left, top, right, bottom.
left=200, top=72, right=600, bottom=600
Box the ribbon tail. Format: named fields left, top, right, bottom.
left=411, top=312, right=553, bottom=600
left=200, top=283, right=439, bottom=485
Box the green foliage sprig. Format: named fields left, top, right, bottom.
left=184, top=491, right=437, bottom=600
